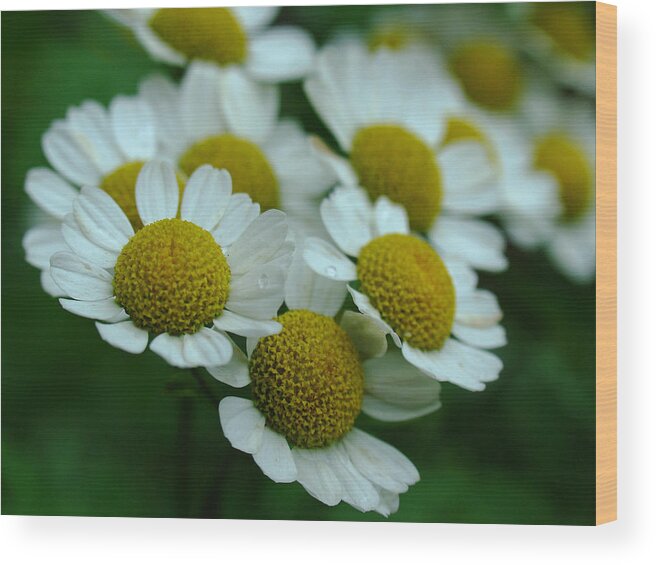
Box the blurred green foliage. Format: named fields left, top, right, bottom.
left=2, top=7, right=595, bottom=524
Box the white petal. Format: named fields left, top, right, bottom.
left=303, top=237, right=356, bottom=282
left=375, top=490, right=400, bottom=517
left=225, top=209, right=289, bottom=276
left=149, top=333, right=188, bottom=368
left=62, top=215, right=118, bottom=269
left=341, top=428, right=419, bottom=493
left=180, top=62, right=224, bottom=143
left=320, top=186, right=374, bottom=256
left=253, top=428, right=297, bottom=483
left=363, top=350, right=442, bottom=422
left=347, top=286, right=401, bottom=347
left=452, top=323, right=507, bottom=349
left=25, top=168, right=77, bottom=220
left=340, top=311, right=387, bottom=360
left=109, top=96, right=156, bottom=161
left=135, top=159, right=180, bottom=225
left=211, top=193, right=260, bottom=248
left=40, top=270, right=67, bottom=298
left=219, top=397, right=265, bottom=455
left=429, top=217, right=507, bottom=273
left=214, top=310, right=281, bottom=338
left=326, top=444, right=380, bottom=512
left=444, top=258, right=478, bottom=297
left=308, top=136, right=357, bottom=186
left=373, top=196, right=409, bottom=237
left=232, top=5, right=278, bottom=31
left=219, top=67, right=278, bottom=143
left=74, top=186, right=133, bottom=252
left=42, top=122, right=101, bottom=186
left=96, top=320, right=148, bottom=354
left=23, top=224, right=68, bottom=270
left=292, top=448, right=342, bottom=506
left=59, top=297, right=127, bottom=323
left=455, top=289, right=503, bottom=328
left=226, top=265, right=285, bottom=320
left=182, top=328, right=233, bottom=368
left=206, top=340, right=251, bottom=387
left=180, top=166, right=232, bottom=230
left=247, top=27, right=315, bottom=82
left=50, top=251, right=113, bottom=300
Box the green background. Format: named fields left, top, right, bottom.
left=1, top=7, right=595, bottom=524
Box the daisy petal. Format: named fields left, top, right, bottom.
left=180, top=166, right=232, bottom=230
left=50, top=251, right=113, bottom=301
left=23, top=224, right=68, bottom=270
left=226, top=265, right=285, bottom=320
left=207, top=339, right=251, bottom=387
left=320, top=186, right=374, bottom=256
left=292, top=448, right=343, bottom=506
left=327, top=445, right=379, bottom=512
left=95, top=320, right=148, bottom=354
left=253, top=427, right=297, bottom=483
left=452, top=323, right=507, bottom=349
left=214, top=310, right=281, bottom=338
left=347, top=286, right=401, bottom=347
left=135, top=160, right=180, bottom=225
left=247, top=27, right=315, bottom=82
left=374, top=196, right=410, bottom=237
left=212, top=193, right=260, bottom=248
left=59, top=297, right=127, bottom=323
left=74, top=187, right=133, bottom=252
left=303, top=237, right=356, bottom=281
left=40, top=270, right=66, bottom=298
left=62, top=215, right=118, bottom=269
left=219, top=397, right=265, bottom=454
left=182, top=328, right=233, bottom=368
left=25, top=168, right=77, bottom=220
left=42, top=122, right=101, bottom=186
left=110, top=96, right=156, bottom=161
left=340, top=311, right=387, bottom=360
left=149, top=333, right=188, bottom=368
left=232, top=5, right=278, bottom=32
left=180, top=62, right=224, bottom=142
left=455, top=289, right=503, bottom=328
left=308, top=136, right=358, bottom=186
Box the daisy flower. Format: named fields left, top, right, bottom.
left=138, top=62, right=335, bottom=225
left=106, top=6, right=314, bottom=83
left=303, top=187, right=505, bottom=392
left=210, top=253, right=441, bottom=516
left=508, top=2, right=595, bottom=96
left=23, top=91, right=161, bottom=296
left=304, top=41, right=507, bottom=273
left=49, top=160, right=292, bottom=368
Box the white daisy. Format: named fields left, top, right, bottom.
left=49, top=160, right=293, bottom=368
left=304, top=41, right=507, bottom=273
left=211, top=257, right=440, bottom=516
left=507, top=2, right=595, bottom=96
left=303, top=187, right=505, bottom=392
left=23, top=91, right=161, bottom=296
left=137, top=63, right=335, bottom=226
left=106, top=6, right=314, bottom=83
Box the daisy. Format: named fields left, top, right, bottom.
left=210, top=252, right=441, bottom=515
left=303, top=187, right=505, bottom=392
left=304, top=41, right=507, bottom=273
left=23, top=91, right=161, bottom=296
left=507, top=2, right=595, bottom=96
left=137, top=62, right=335, bottom=226
left=49, top=160, right=293, bottom=368
left=106, top=6, right=314, bottom=83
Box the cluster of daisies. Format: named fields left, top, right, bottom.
left=22, top=5, right=595, bottom=516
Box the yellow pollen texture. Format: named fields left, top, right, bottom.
left=101, top=161, right=185, bottom=231
left=357, top=234, right=455, bottom=350
left=113, top=218, right=231, bottom=336
left=450, top=41, right=523, bottom=111
left=250, top=310, right=364, bottom=449
left=149, top=7, right=247, bottom=66
left=531, top=2, right=594, bottom=61
left=533, top=133, right=592, bottom=222
left=179, top=134, right=280, bottom=211
left=351, top=125, right=442, bottom=232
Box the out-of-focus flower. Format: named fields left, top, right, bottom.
left=50, top=160, right=293, bottom=368
left=138, top=63, right=335, bottom=226
left=304, top=42, right=507, bottom=272
left=23, top=92, right=162, bottom=296
left=304, top=188, right=505, bottom=392
left=106, top=6, right=315, bottom=83
left=212, top=258, right=439, bottom=515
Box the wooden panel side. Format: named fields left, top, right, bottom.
left=595, top=1, right=617, bottom=526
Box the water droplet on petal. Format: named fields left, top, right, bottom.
left=258, top=273, right=269, bottom=290
left=325, top=266, right=337, bottom=278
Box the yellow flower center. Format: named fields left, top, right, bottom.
left=441, top=116, right=497, bottom=163
left=101, top=161, right=185, bottom=231
left=179, top=134, right=280, bottom=211
left=450, top=41, right=523, bottom=111
left=250, top=310, right=364, bottom=449
left=149, top=7, right=247, bottom=66
left=368, top=25, right=412, bottom=52
left=531, top=2, right=595, bottom=61
left=113, top=218, right=231, bottom=335
left=351, top=125, right=443, bottom=232
left=357, top=234, right=455, bottom=350
left=533, top=133, right=593, bottom=222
